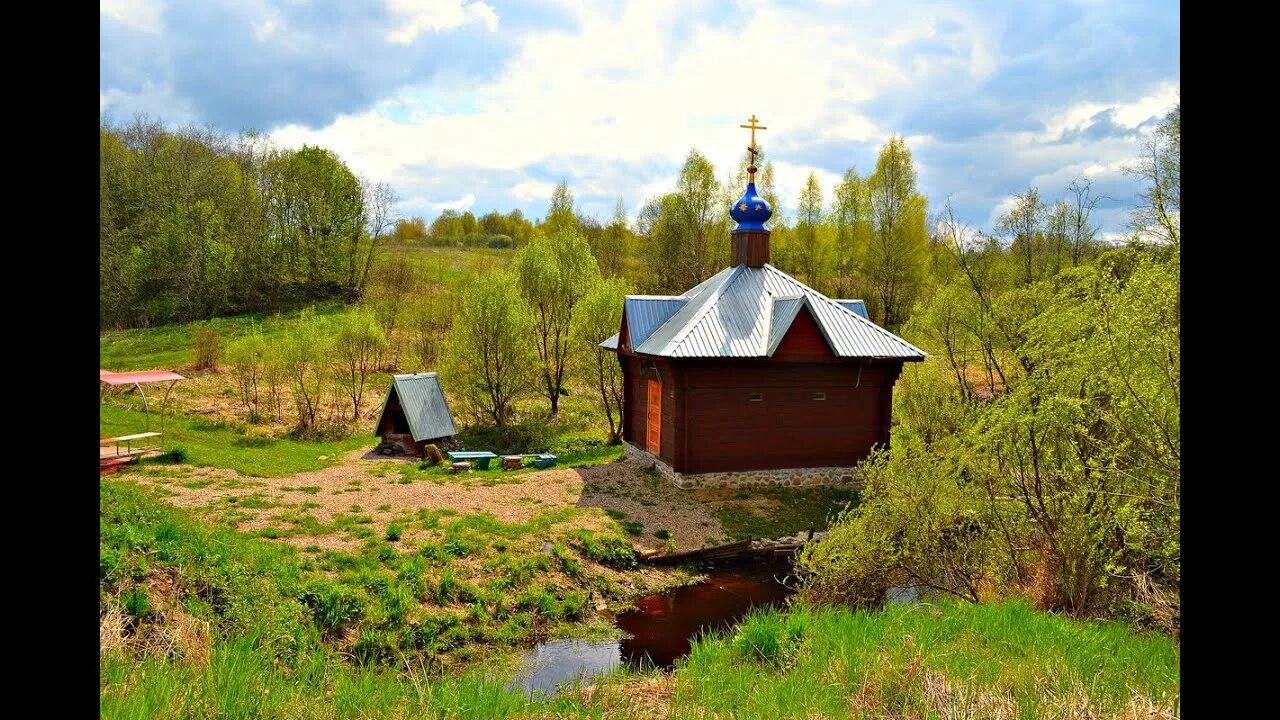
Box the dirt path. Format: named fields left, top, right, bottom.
left=128, top=452, right=728, bottom=553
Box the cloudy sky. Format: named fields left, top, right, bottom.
left=101, top=0, right=1179, bottom=236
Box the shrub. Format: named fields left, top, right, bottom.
left=571, top=529, right=636, bottom=568
left=150, top=446, right=188, bottom=464
left=300, top=580, right=363, bottom=634
left=454, top=421, right=552, bottom=455
left=193, top=326, right=223, bottom=370
left=732, top=610, right=808, bottom=669
left=350, top=628, right=397, bottom=666
left=381, top=583, right=415, bottom=626
left=122, top=587, right=152, bottom=620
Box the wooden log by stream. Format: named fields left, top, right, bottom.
left=637, top=534, right=822, bottom=565
left=638, top=539, right=753, bottom=565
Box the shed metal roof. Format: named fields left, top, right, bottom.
left=622, top=264, right=925, bottom=359
left=375, top=372, right=457, bottom=442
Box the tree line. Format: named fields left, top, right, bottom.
left=798, top=105, right=1180, bottom=634
left=100, top=117, right=396, bottom=329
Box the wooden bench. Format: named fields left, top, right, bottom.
left=100, top=432, right=162, bottom=457
left=532, top=453, right=557, bottom=469
left=447, top=451, right=498, bottom=470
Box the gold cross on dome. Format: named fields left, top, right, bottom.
left=739, top=114, right=767, bottom=151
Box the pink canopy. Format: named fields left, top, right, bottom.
left=100, top=370, right=186, bottom=386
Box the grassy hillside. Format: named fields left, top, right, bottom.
left=100, top=405, right=369, bottom=477
left=101, top=479, right=1177, bottom=719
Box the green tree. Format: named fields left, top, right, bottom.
left=408, top=288, right=454, bottom=370
left=639, top=150, right=729, bottom=292
left=279, top=310, right=332, bottom=432
left=798, top=437, right=994, bottom=606
left=831, top=167, right=872, bottom=299
left=795, top=172, right=829, bottom=291
left=544, top=180, right=577, bottom=235
left=866, top=136, right=929, bottom=326
left=268, top=146, right=366, bottom=297
left=332, top=310, right=388, bottom=421
left=572, top=277, right=633, bottom=444
left=225, top=330, right=268, bottom=418
left=593, top=197, right=629, bottom=277
left=1128, top=104, right=1180, bottom=245
left=997, top=186, right=1046, bottom=286
left=675, top=149, right=728, bottom=283
left=514, top=226, right=600, bottom=414
left=444, top=275, right=537, bottom=426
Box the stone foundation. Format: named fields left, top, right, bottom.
left=623, top=442, right=863, bottom=490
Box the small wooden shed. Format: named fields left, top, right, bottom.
left=373, top=373, right=458, bottom=457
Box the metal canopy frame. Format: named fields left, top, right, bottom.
left=100, top=370, right=186, bottom=448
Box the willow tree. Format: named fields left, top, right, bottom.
left=444, top=274, right=537, bottom=426
left=332, top=309, right=388, bottom=421
left=572, top=277, right=632, bottom=444
left=514, top=226, right=599, bottom=414
left=866, top=136, right=929, bottom=327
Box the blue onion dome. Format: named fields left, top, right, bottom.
left=730, top=180, right=772, bottom=231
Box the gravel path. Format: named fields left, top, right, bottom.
left=129, top=452, right=727, bottom=553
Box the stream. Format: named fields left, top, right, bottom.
left=510, top=561, right=795, bottom=697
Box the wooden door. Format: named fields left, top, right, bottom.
left=646, top=378, right=661, bottom=454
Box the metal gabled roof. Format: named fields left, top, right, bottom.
left=599, top=333, right=619, bottom=350
left=766, top=296, right=804, bottom=356
left=624, top=296, right=689, bottom=349
left=835, top=299, right=869, bottom=319
left=630, top=264, right=926, bottom=360
left=375, top=372, right=457, bottom=442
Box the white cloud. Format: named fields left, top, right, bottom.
left=771, top=162, right=845, bottom=215
left=385, top=0, right=498, bottom=45
left=254, top=0, right=1175, bottom=232
left=1039, top=82, right=1179, bottom=141
left=101, top=0, right=163, bottom=33
left=512, top=181, right=556, bottom=203
left=273, top=1, right=927, bottom=217
left=426, top=193, right=476, bottom=211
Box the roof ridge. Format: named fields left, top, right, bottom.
left=765, top=294, right=806, bottom=356
left=666, top=265, right=745, bottom=349
left=763, top=263, right=927, bottom=357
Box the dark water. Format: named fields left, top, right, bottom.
left=510, top=562, right=794, bottom=697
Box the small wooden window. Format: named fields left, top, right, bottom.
left=811, top=392, right=826, bottom=401
left=749, top=392, right=763, bottom=402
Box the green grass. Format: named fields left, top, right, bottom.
left=674, top=601, right=1179, bottom=718
left=101, top=479, right=1177, bottom=719
left=99, top=302, right=349, bottom=371
left=101, top=405, right=368, bottom=477
left=716, top=486, right=860, bottom=541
